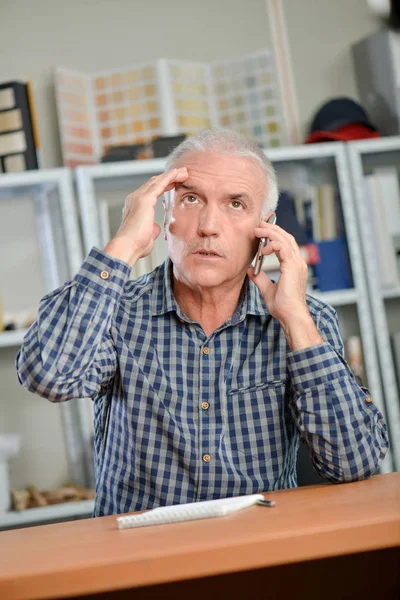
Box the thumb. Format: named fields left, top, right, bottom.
left=247, top=267, right=274, bottom=297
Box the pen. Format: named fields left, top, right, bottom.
left=256, top=498, right=276, bottom=507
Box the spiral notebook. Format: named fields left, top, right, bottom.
left=117, top=493, right=275, bottom=530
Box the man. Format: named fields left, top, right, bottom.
left=17, top=130, right=388, bottom=517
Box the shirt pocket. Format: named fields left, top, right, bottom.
left=224, top=380, right=288, bottom=463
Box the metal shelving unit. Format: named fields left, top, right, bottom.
left=75, top=142, right=392, bottom=472
left=0, top=499, right=94, bottom=531
left=347, top=136, right=400, bottom=471
left=0, top=169, right=93, bottom=506
left=0, top=329, right=29, bottom=349
left=268, top=142, right=392, bottom=472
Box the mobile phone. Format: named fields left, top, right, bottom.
left=253, top=213, right=277, bottom=276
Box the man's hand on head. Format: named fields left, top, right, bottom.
left=247, top=220, right=323, bottom=351
left=104, top=167, right=188, bottom=267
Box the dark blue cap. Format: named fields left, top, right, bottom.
left=309, top=97, right=377, bottom=134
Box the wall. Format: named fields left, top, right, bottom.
left=0, top=0, right=379, bottom=169
left=283, top=0, right=378, bottom=135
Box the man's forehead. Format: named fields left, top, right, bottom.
left=174, top=150, right=260, bottom=172
left=173, top=152, right=265, bottom=192
left=174, top=182, right=253, bottom=201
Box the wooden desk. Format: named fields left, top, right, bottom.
left=1, top=473, right=399, bottom=600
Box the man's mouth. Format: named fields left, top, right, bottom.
left=193, top=250, right=223, bottom=258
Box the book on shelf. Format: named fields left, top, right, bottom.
left=295, top=183, right=341, bottom=242
left=364, top=168, right=400, bottom=288
left=312, top=237, right=353, bottom=292
left=288, top=185, right=353, bottom=292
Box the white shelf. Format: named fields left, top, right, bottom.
left=0, top=168, right=69, bottom=199
left=0, top=329, right=29, bottom=348
left=310, top=288, right=359, bottom=307
left=347, top=137, right=400, bottom=472
left=382, top=286, right=400, bottom=300
left=0, top=167, right=90, bottom=489
left=348, top=135, right=400, bottom=155
left=266, top=141, right=343, bottom=162
left=0, top=499, right=94, bottom=529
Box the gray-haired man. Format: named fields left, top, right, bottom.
left=17, top=130, right=388, bottom=517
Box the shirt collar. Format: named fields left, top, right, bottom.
left=151, top=258, right=269, bottom=319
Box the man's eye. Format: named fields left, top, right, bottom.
left=182, top=195, right=198, bottom=204
left=230, top=200, right=244, bottom=209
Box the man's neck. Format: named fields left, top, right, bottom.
left=172, top=276, right=246, bottom=337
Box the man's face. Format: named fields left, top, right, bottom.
left=164, top=151, right=266, bottom=289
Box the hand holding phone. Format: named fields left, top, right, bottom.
left=253, top=213, right=277, bottom=276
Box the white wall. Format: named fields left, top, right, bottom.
left=284, top=0, right=378, bottom=135
left=0, top=0, right=381, bottom=493
left=0, top=0, right=379, bottom=169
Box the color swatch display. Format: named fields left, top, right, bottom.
left=54, top=69, right=96, bottom=169
left=55, top=50, right=285, bottom=168
left=167, top=60, right=212, bottom=136
left=0, top=81, right=38, bottom=173
left=213, top=50, right=282, bottom=149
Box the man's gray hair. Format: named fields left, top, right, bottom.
left=164, top=129, right=279, bottom=218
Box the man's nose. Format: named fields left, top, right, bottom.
left=197, top=204, right=220, bottom=236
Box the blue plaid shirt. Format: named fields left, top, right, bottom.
left=17, top=248, right=388, bottom=516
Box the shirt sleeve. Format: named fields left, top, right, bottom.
left=16, top=247, right=132, bottom=402
left=287, top=302, right=389, bottom=483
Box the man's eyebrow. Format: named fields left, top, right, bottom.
left=174, top=183, right=197, bottom=192
left=174, top=184, right=253, bottom=203
left=227, top=193, right=250, bottom=201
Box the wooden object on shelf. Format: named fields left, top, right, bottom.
left=10, top=484, right=95, bottom=511
left=9, top=489, right=30, bottom=512
left=26, top=486, right=47, bottom=508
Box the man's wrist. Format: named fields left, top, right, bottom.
left=104, top=237, right=140, bottom=268
left=280, top=309, right=324, bottom=351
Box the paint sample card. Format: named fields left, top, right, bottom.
left=168, top=60, right=212, bottom=136
left=0, top=131, right=27, bottom=154
left=213, top=49, right=282, bottom=148
left=55, top=68, right=96, bottom=169
left=5, top=154, right=26, bottom=172
left=0, top=87, right=15, bottom=111
left=55, top=50, right=285, bottom=168
left=0, top=109, right=23, bottom=132
left=93, top=63, right=160, bottom=158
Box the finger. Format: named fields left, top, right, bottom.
left=263, top=240, right=298, bottom=263
left=247, top=266, right=275, bottom=295
left=147, top=167, right=188, bottom=196
left=255, top=225, right=299, bottom=254
left=128, top=168, right=186, bottom=201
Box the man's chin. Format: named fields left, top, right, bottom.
left=186, top=264, right=238, bottom=288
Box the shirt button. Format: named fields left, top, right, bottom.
left=201, top=401, right=209, bottom=410
left=100, top=270, right=109, bottom=280
left=203, top=454, right=211, bottom=463
left=365, top=396, right=372, bottom=403
left=202, top=347, right=210, bottom=355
